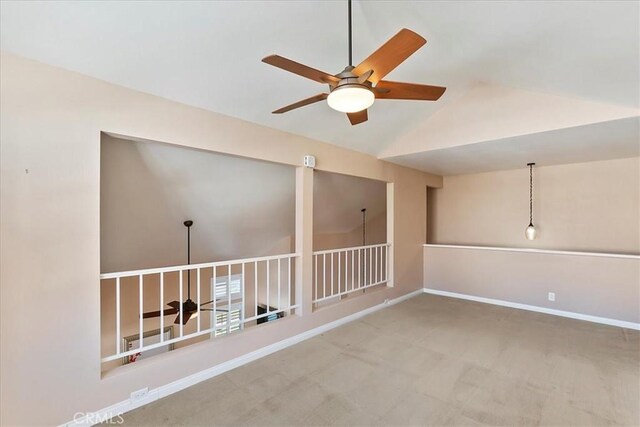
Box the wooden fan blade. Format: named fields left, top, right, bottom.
left=375, top=81, right=446, bottom=101
left=353, top=29, right=426, bottom=84
left=273, top=93, right=328, bottom=114
left=142, top=308, right=179, bottom=319
left=200, top=308, right=228, bottom=312
left=262, top=55, right=339, bottom=85
left=167, top=300, right=181, bottom=310
left=347, top=109, right=368, bottom=125
left=174, top=311, right=193, bottom=326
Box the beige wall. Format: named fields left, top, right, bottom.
left=425, top=157, right=640, bottom=324
left=428, top=157, right=640, bottom=254
left=314, top=212, right=387, bottom=252
left=0, top=52, right=441, bottom=426
left=424, top=247, right=640, bottom=323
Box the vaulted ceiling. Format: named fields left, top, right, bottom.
left=1, top=1, right=638, bottom=175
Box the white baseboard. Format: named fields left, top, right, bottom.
left=423, top=288, right=640, bottom=330
left=64, top=288, right=424, bottom=427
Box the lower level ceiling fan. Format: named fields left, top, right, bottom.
left=262, top=0, right=446, bottom=125
left=141, top=220, right=225, bottom=326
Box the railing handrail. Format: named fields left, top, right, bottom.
left=312, top=243, right=390, bottom=255
left=423, top=244, right=640, bottom=260
left=100, top=252, right=300, bottom=280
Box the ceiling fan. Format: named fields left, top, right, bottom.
left=142, top=220, right=225, bottom=325
left=262, top=0, right=446, bottom=125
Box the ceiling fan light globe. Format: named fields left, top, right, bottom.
left=327, top=85, right=375, bottom=113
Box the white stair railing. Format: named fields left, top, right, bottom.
left=312, top=243, right=390, bottom=305
left=100, top=253, right=298, bottom=363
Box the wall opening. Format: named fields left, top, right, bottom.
left=312, top=170, right=389, bottom=307
left=313, top=170, right=387, bottom=251
left=99, top=133, right=296, bottom=372
left=426, top=186, right=440, bottom=244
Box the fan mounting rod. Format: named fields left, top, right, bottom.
left=348, top=0, right=353, bottom=66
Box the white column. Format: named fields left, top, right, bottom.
left=386, top=182, right=395, bottom=287
left=295, top=166, right=314, bottom=315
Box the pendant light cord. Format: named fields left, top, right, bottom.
left=184, top=220, right=193, bottom=300
left=187, top=223, right=191, bottom=299
left=361, top=208, right=366, bottom=246
left=348, top=0, right=353, bottom=66
left=528, top=163, right=534, bottom=226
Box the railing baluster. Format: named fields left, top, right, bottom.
left=314, top=255, right=318, bottom=303
left=179, top=270, right=184, bottom=337
left=288, top=256, right=292, bottom=314
left=380, top=246, right=383, bottom=282
left=375, top=246, right=378, bottom=284
left=385, top=245, right=389, bottom=282
left=358, top=248, right=362, bottom=289
left=364, top=248, right=367, bottom=287
left=241, top=263, right=246, bottom=328
left=323, top=253, right=326, bottom=299
left=277, top=258, right=281, bottom=310
left=338, top=251, right=341, bottom=295
left=115, top=277, right=121, bottom=354
left=197, top=268, right=201, bottom=333
left=351, top=250, right=355, bottom=292
left=379, top=246, right=382, bottom=283
left=212, top=266, right=216, bottom=336
left=331, top=253, right=334, bottom=297
left=345, top=251, right=348, bottom=292
left=369, top=247, right=373, bottom=286
left=160, top=273, right=164, bottom=343
left=381, top=246, right=384, bottom=282
left=228, top=264, right=232, bottom=333
left=139, top=275, right=144, bottom=349
left=254, top=261, right=258, bottom=319
left=266, top=260, right=270, bottom=312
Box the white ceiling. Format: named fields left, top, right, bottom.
left=2, top=1, right=639, bottom=175
left=388, top=117, right=640, bottom=176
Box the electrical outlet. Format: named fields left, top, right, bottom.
left=548, top=292, right=555, bottom=302
left=130, top=387, right=149, bottom=402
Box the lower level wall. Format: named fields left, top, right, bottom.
left=314, top=212, right=387, bottom=251
left=424, top=246, right=640, bottom=324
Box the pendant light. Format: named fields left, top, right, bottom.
left=525, top=163, right=537, bottom=240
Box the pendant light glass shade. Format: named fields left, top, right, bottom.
left=525, top=223, right=536, bottom=240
